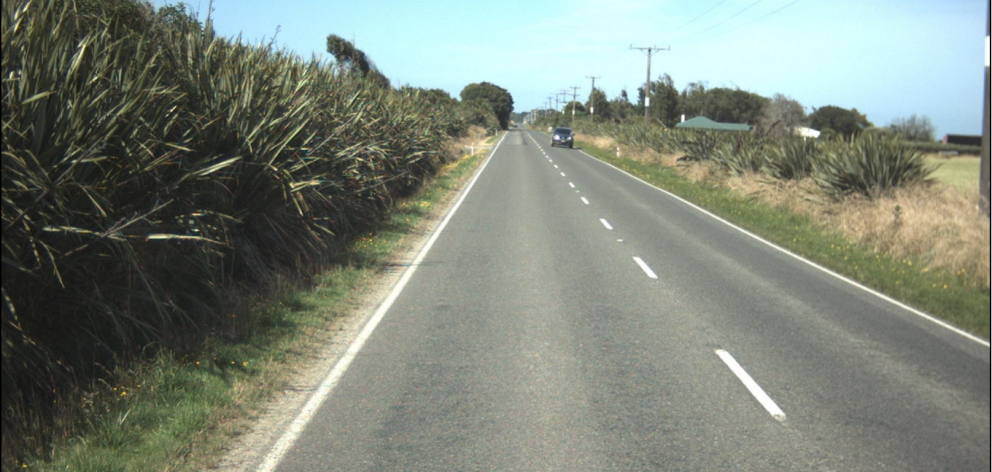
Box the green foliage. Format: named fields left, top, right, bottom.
left=458, top=98, right=500, bottom=133
left=889, top=114, right=935, bottom=142
left=809, top=105, right=873, bottom=138
left=764, top=136, right=819, bottom=180
left=563, top=100, right=586, bottom=115
left=681, top=83, right=769, bottom=125
left=585, top=87, right=611, bottom=121
left=2, top=0, right=464, bottom=464
left=325, top=33, right=390, bottom=88
left=639, top=74, right=681, bottom=126
left=813, top=134, right=936, bottom=198
left=711, top=133, right=769, bottom=175
left=460, top=82, right=514, bottom=130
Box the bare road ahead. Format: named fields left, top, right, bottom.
left=265, top=129, right=989, bottom=471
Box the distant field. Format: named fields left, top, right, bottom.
left=926, top=155, right=981, bottom=191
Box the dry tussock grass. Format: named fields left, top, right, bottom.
left=592, top=137, right=990, bottom=288
left=719, top=172, right=990, bottom=288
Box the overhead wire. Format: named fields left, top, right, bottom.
left=670, top=0, right=765, bottom=44
left=667, top=0, right=731, bottom=35
left=676, top=0, right=806, bottom=46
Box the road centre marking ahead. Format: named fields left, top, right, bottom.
left=571, top=139, right=990, bottom=348
left=633, top=257, right=658, bottom=279
left=716, top=349, right=786, bottom=422
left=600, top=219, right=614, bottom=230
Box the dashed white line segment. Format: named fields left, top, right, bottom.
left=633, top=257, right=658, bottom=279
left=716, top=349, right=786, bottom=422
left=600, top=219, right=613, bottom=230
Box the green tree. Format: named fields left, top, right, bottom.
left=641, top=74, right=680, bottom=127
left=326, top=34, right=390, bottom=88
left=460, top=82, right=514, bottom=130
left=889, top=114, right=935, bottom=142
left=810, top=105, right=873, bottom=138
left=609, top=89, right=636, bottom=122
left=585, top=87, right=612, bottom=121
left=458, top=98, right=500, bottom=132
left=563, top=101, right=586, bottom=115
left=680, top=83, right=767, bottom=125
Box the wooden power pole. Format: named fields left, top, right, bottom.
left=630, top=45, right=669, bottom=126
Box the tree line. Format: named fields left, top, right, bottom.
left=546, top=74, right=935, bottom=142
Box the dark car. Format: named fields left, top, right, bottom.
left=550, top=127, right=574, bottom=148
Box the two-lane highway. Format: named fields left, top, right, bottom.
left=264, top=129, right=989, bottom=471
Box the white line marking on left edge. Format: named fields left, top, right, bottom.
left=633, top=257, right=657, bottom=279
left=600, top=219, right=613, bottom=230
left=255, top=132, right=510, bottom=472
left=716, top=349, right=786, bottom=422
left=581, top=197, right=590, bottom=205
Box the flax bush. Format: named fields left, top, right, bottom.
left=2, top=0, right=460, bottom=461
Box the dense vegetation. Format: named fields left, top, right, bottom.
left=1, top=0, right=510, bottom=463
left=549, top=120, right=935, bottom=200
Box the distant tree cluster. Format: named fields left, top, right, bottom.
left=460, top=82, right=515, bottom=130
left=572, top=73, right=941, bottom=142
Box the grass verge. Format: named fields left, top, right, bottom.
left=13, top=144, right=492, bottom=472
left=577, top=138, right=990, bottom=340
left=926, top=154, right=982, bottom=191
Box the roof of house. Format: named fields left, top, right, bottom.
left=675, top=116, right=752, bottom=132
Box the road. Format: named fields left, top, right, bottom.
left=266, top=129, right=989, bottom=471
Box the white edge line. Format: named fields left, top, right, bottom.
left=633, top=257, right=658, bottom=279
left=600, top=218, right=613, bottom=230
left=256, top=132, right=509, bottom=472
left=716, top=349, right=786, bottom=421
left=576, top=146, right=990, bottom=348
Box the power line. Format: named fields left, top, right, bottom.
left=668, top=0, right=730, bottom=35
left=677, top=0, right=806, bottom=46
left=672, top=0, right=765, bottom=43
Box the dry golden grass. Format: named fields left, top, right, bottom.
left=717, top=172, right=990, bottom=288
left=597, top=139, right=990, bottom=288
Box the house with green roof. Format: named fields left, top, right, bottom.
left=675, top=116, right=752, bottom=132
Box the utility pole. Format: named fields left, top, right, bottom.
left=587, top=76, right=600, bottom=116
left=570, top=86, right=581, bottom=126
left=630, top=45, right=670, bottom=126
left=980, top=3, right=990, bottom=217
left=558, top=90, right=569, bottom=113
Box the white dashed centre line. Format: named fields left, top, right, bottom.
left=600, top=219, right=613, bottom=230
left=715, top=349, right=786, bottom=422
left=633, top=257, right=658, bottom=279
left=569, top=182, right=575, bottom=188
left=560, top=172, right=566, bottom=177
left=581, top=197, right=590, bottom=205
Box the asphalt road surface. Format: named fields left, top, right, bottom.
left=266, top=129, right=990, bottom=471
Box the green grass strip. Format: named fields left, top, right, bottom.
left=21, top=147, right=491, bottom=472
left=577, top=139, right=989, bottom=340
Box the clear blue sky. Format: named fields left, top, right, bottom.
left=158, top=0, right=989, bottom=138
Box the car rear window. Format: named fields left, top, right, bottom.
left=554, top=128, right=571, bottom=134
